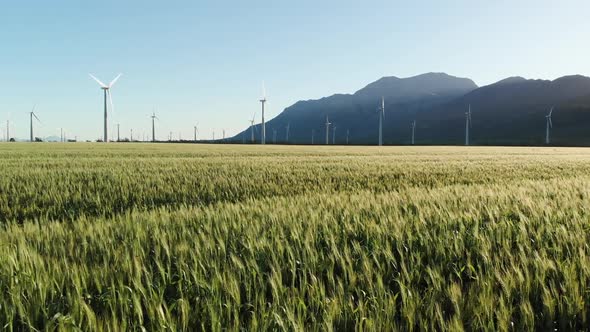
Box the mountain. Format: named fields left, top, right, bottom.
left=418, top=75, right=590, bottom=145
left=231, top=73, right=590, bottom=146
left=234, top=73, right=477, bottom=144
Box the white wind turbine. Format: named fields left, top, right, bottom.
left=194, top=123, right=199, bottom=141
left=325, top=116, right=331, bottom=145
left=285, top=122, right=290, bottom=142
left=411, top=120, right=416, bottom=145
left=332, top=125, right=337, bottom=145
left=89, top=73, right=122, bottom=142
left=545, top=106, right=554, bottom=145
left=311, top=129, right=315, bottom=144
left=377, top=97, right=385, bottom=146
left=150, top=112, right=159, bottom=142
left=5, top=118, right=10, bottom=142
left=29, top=105, right=41, bottom=142
left=260, top=82, right=267, bottom=144
left=465, top=104, right=472, bottom=146
left=249, top=112, right=257, bottom=143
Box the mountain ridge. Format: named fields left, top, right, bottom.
left=231, top=73, right=590, bottom=146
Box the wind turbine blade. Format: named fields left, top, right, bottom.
left=108, top=90, right=115, bottom=116
left=549, top=118, right=553, bottom=128
left=89, top=74, right=107, bottom=88
left=109, top=73, right=122, bottom=88
left=33, top=113, right=40, bottom=122
left=549, top=106, right=554, bottom=116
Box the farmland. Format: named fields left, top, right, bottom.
left=1, top=143, right=590, bottom=330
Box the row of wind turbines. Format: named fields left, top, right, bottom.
left=90, top=73, right=216, bottom=143
left=13, top=75, right=557, bottom=145
left=249, top=91, right=557, bottom=145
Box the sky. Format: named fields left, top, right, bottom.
left=1, top=0, right=589, bottom=141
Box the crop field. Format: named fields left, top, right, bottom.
left=1, top=143, right=590, bottom=331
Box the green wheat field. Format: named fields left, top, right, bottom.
left=1, top=143, right=590, bottom=331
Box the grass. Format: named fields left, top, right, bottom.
left=1, top=143, right=590, bottom=330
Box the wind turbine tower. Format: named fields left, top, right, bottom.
left=194, top=124, right=199, bottom=141
left=117, top=123, right=120, bottom=142
left=260, top=83, right=267, bottom=144
left=312, top=129, right=315, bottom=144
left=89, top=73, right=122, bottom=142
left=249, top=113, right=256, bottom=143
left=546, top=106, right=554, bottom=144
left=346, top=129, right=350, bottom=145
left=332, top=126, right=337, bottom=145
left=29, top=105, right=40, bottom=142
left=151, top=112, right=158, bottom=142
left=285, top=122, right=290, bottom=142
left=411, top=120, right=416, bottom=145
left=325, top=116, right=331, bottom=145
left=378, top=97, right=385, bottom=146
left=465, top=104, right=472, bottom=146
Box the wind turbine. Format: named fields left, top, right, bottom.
left=194, top=123, right=199, bottom=141
left=89, top=73, right=122, bottom=142
left=546, top=106, right=554, bottom=144
left=465, top=104, right=472, bottom=146
left=377, top=97, right=385, bottom=146
left=5, top=113, right=12, bottom=142
left=249, top=113, right=257, bottom=143
left=150, top=112, right=158, bottom=142
left=332, top=125, right=337, bottom=145
left=29, top=105, right=41, bottom=142
left=285, top=122, right=290, bottom=142
left=223, top=129, right=226, bottom=140
left=411, top=120, right=416, bottom=145
left=325, top=116, right=331, bottom=145
left=116, top=123, right=120, bottom=142
left=130, top=128, right=134, bottom=141
left=260, top=82, right=267, bottom=144
left=311, top=129, right=315, bottom=145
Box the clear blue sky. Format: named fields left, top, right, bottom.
left=1, top=0, right=589, bottom=140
